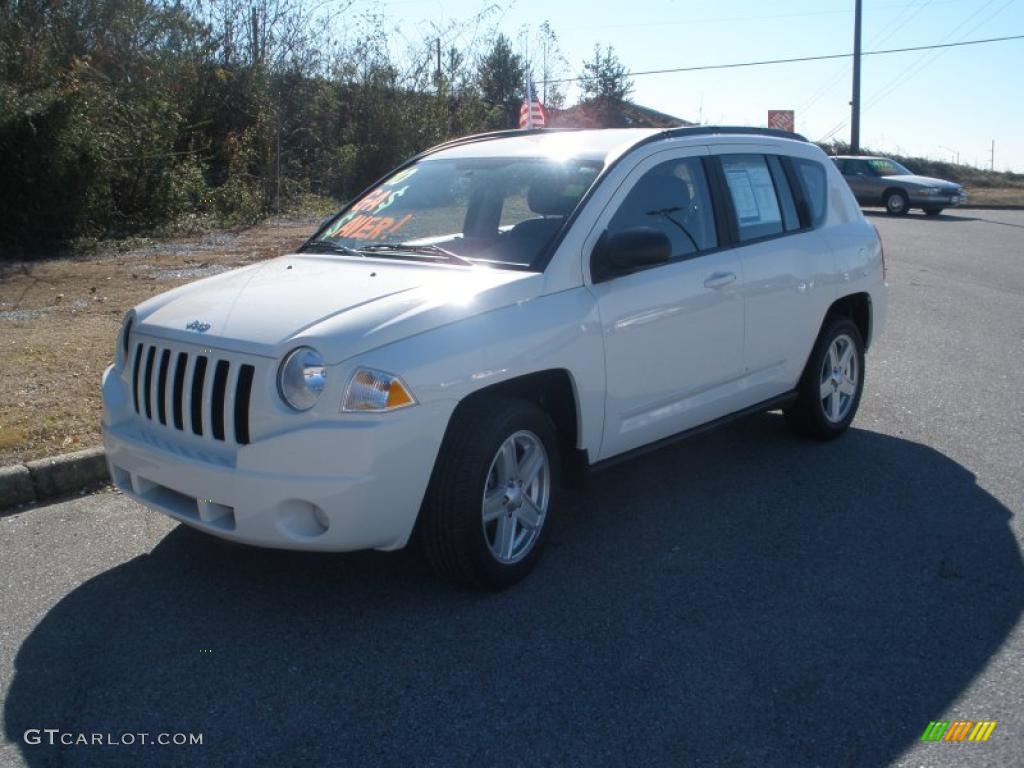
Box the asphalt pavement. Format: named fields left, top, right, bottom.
left=2, top=208, right=1023, bottom=768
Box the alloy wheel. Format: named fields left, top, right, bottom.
left=819, top=333, right=859, bottom=423
left=481, top=430, right=551, bottom=564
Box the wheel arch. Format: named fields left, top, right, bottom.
left=440, top=368, right=588, bottom=488
left=825, top=292, right=873, bottom=349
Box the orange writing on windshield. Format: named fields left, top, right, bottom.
left=333, top=213, right=413, bottom=241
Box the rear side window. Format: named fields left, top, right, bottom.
left=720, top=155, right=783, bottom=242
left=792, top=158, right=828, bottom=227
left=841, top=159, right=870, bottom=175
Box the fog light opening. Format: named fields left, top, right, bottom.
left=277, top=499, right=329, bottom=538
left=313, top=506, right=330, bottom=532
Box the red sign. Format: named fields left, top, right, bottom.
left=768, top=110, right=795, bottom=133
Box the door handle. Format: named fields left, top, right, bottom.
left=704, top=271, right=737, bottom=290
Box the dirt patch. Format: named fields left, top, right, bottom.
left=0, top=217, right=318, bottom=464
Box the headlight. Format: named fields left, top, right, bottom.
left=342, top=368, right=416, bottom=412
left=116, top=311, right=135, bottom=370
left=277, top=347, right=327, bottom=411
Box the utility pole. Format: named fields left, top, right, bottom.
left=435, top=37, right=442, bottom=92
left=990, top=140, right=995, bottom=171
left=541, top=34, right=548, bottom=104
left=275, top=99, right=281, bottom=214
left=851, top=0, right=863, bottom=153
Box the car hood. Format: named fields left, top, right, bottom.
left=133, top=254, right=545, bottom=362
left=884, top=174, right=959, bottom=189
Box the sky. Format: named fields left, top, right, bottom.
left=369, top=0, right=1024, bottom=171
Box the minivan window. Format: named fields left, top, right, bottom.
left=792, top=158, right=828, bottom=227
left=720, top=154, right=784, bottom=242
left=607, top=156, right=717, bottom=258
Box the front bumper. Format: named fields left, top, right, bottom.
left=102, top=365, right=454, bottom=552
left=908, top=190, right=966, bottom=207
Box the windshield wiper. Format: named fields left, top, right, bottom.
left=301, top=241, right=364, bottom=257
left=359, top=243, right=474, bottom=267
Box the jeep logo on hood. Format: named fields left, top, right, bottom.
left=186, top=320, right=211, bottom=333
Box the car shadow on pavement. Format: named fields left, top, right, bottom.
left=960, top=215, right=1024, bottom=230
left=5, top=414, right=1023, bottom=767
left=862, top=210, right=970, bottom=221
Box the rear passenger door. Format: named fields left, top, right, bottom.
left=713, top=151, right=837, bottom=402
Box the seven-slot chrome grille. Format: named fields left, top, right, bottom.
left=131, top=341, right=256, bottom=445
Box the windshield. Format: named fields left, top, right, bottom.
left=307, top=156, right=604, bottom=269
left=867, top=158, right=912, bottom=177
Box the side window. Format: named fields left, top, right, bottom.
left=720, top=154, right=783, bottom=242
left=844, top=159, right=868, bottom=175
left=792, top=158, right=828, bottom=227
left=767, top=155, right=800, bottom=231
left=606, top=156, right=717, bottom=260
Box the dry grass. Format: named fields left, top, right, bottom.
left=0, top=217, right=317, bottom=465
left=965, top=187, right=1024, bottom=207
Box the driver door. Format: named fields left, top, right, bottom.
left=586, top=149, right=746, bottom=461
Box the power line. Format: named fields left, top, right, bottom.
left=796, top=0, right=935, bottom=115
left=539, top=33, right=1024, bottom=85
left=817, top=0, right=1016, bottom=142
left=863, top=0, right=1015, bottom=111
left=558, top=0, right=961, bottom=32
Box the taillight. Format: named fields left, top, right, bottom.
left=871, top=224, right=886, bottom=280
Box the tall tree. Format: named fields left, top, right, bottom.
left=579, top=44, right=634, bottom=126
left=525, top=21, right=568, bottom=111
left=477, top=34, right=526, bottom=129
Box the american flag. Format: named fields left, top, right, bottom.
left=519, top=77, right=546, bottom=129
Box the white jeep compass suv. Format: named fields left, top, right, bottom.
left=102, top=127, right=887, bottom=589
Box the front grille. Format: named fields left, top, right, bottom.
left=131, top=341, right=255, bottom=445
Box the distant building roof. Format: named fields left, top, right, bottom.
left=547, top=101, right=695, bottom=129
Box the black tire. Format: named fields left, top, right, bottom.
left=784, top=316, right=866, bottom=440
left=924, top=207, right=944, bottom=216
left=420, top=396, right=560, bottom=590
left=884, top=190, right=909, bottom=216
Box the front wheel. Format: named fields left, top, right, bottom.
left=785, top=317, right=866, bottom=440
left=420, top=397, right=559, bottom=590
left=884, top=190, right=909, bottom=216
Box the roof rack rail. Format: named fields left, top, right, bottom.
left=657, top=125, right=809, bottom=142
left=422, top=125, right=808, bottom=159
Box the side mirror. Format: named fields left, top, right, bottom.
left=592, top=227, right=671, bottom=282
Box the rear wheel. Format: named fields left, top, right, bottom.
left=884, top=190, right=909, bottom=216
left=924, top=207, right=944, bottom=216
left=785, top=317, right=865, bottom=440
left=420, top=397, right=559, bottom=590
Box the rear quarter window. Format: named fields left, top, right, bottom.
left=792, top=158, right=828, bottom=227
